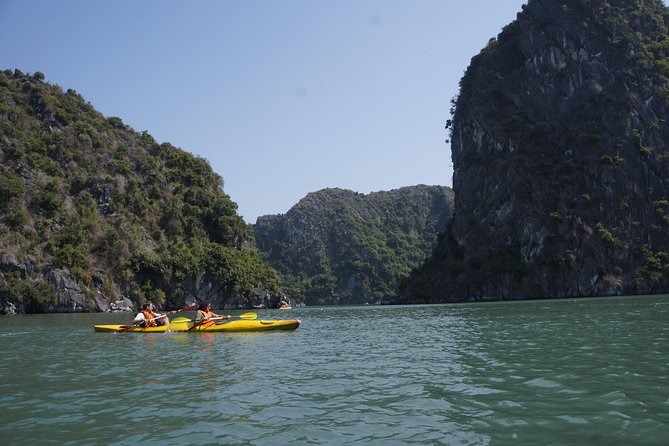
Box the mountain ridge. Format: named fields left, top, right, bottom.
left=254, top=185, right=453, bottom=305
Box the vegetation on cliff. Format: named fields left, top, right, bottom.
left=0, top=69, right=280, bottom=313
left=402, top=0, right=669, bottom=302
left=254, top=186, right=453, bottom=305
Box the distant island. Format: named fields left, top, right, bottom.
left=253, top=186, right=453, bottom=305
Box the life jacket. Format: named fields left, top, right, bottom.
left=141, top=309, right=157, bottom=327
left=197, top=309, right=214, bottom=320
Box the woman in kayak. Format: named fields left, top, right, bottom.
left=196, top=300, right=230, bottom=324
left=133, top=302, right=173, bottom=327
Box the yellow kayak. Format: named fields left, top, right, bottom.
left=94, top=318, right=301, bottom=333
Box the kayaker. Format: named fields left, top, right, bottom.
left=195, top=300, right=230, bottom=323
left=133, top=302, right=173, bottom=327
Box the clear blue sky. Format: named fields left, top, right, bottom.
left=1, top=0, right=531, bottom=222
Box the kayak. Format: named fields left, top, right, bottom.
left=94, top=318, right=301, bottom=333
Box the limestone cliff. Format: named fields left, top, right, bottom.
left=401, top=0, right=669, bottom=302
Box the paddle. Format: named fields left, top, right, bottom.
left=115, top=304, right=197, bottom=334
left=208, top=312, right=257, bottom=323
left=186, top=312, right=257, bottom=332
left=232, top=312, right=257, bottom=320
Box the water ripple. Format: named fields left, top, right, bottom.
left=1, top=297, right=668, bottom=444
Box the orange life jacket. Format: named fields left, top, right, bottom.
left=197, top=309, right=214, bottom=320
left=141, top=309, right=157, bottom=327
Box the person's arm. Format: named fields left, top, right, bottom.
left=132, top=313, right=146, bottom=324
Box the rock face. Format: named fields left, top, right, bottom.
left=401, top=0, right=669, bottom=302
left=44, top=268, right=95, bottom=312
left=255, top=186, right=453, bottom=305
left=176, top=272, right=290, bottom=309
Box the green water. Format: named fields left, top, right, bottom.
left=0, top=296, right=668, bottom=445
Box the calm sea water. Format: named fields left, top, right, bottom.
left=0, top=296, right=668, bottom=445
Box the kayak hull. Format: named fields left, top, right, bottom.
left=94, top=319, right=301, bottom=333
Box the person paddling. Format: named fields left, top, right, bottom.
left=195, top=300, right=230, bottom=325
left=133, top=302, right=173, bottom=327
